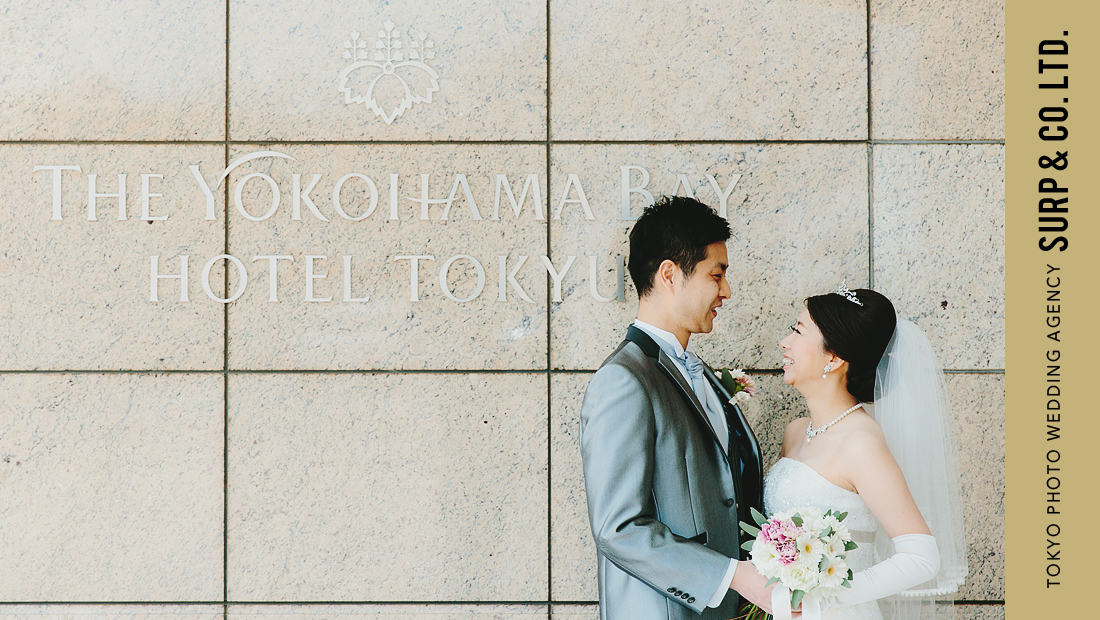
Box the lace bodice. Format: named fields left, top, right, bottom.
left=764, top=457, right=878, bottom=532
left=763, top=457, right=883, bottom=620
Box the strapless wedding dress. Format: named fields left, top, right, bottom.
left=763, top=457, right=882, bottom=620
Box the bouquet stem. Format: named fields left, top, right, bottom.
left=735, top=602, right=771, bottom=620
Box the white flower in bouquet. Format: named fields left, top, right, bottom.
left=796, top=531, right=826, bottom=561
left=822, top=513, right=850, bottom=540
left=796, top=506, right=826, bottom=526
left=783, top=563, right=818, bottom=592
left=818, top=554, right=850, bottom=590
left=824, top=533, right=847, bottom=557
left=783, top=548, right=814, bottom=571
left=751, top=537, right=784, bottom=574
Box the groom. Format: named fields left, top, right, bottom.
left=580, top=196, right=771, bottom=619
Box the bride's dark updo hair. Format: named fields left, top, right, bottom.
left=805, top=288, right=897, bottom=403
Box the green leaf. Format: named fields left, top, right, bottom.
left=791, top=514, right=803, bottom=527
left=847, top=569, right=854, bottom=580
left=791, top=589, right=806, bottom=610
left=766, top=577, right=780, bottom=587
left=818, top=555, right=830, bottom=571
left=845, top=541, right=859, bottom=551
left=837, top=511, right=848, bottom=521
left=741, top=540, right=755, bottom=551
left=751, top=506, right=768, bottom=526
left=842, top=580, right=852, bottom=588
left=740, top=521, right=761, bottom=538
left=720, top=368, right=735, bottom=393
left=820, top=526, right=833, bottom=538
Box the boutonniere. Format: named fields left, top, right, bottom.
left=717, top=367, right=757, bottom=403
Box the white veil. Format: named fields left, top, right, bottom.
left=871, top=320, right=969, bottom=620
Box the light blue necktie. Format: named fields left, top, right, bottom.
left=680, top=350, right=728, bottom=454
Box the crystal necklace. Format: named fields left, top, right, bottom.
left=806, top=403, right=863, bottom=442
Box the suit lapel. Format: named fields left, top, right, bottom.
left=704, top=365, right=764, bottom=516
left=703, top=365, right=762, bottom=469
left=625, top=326, right=730, bottom=462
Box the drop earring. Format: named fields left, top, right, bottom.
left=822, top=364, right=831, bottom=380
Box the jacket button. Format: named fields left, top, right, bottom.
left=724, top=498, right=735, bottom=507
left=680, top=593, right=690, bottom=599
left=688, top=597, right=695, bottom=603
left=667, top=587, right=676, bottom=593
left=675, top=590, right=683, bottom=596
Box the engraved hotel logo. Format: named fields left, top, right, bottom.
left=338, top=21, right=440, bottom=124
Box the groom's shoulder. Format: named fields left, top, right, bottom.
left=594, top=337, right=659, bottom=381
left=583, top=339, right=655, bottom=403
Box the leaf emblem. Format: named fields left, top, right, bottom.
left=338, top=24, right=441, bottom=125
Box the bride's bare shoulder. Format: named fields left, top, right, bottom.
left=843, top=411, right=887, bottom=443
left=838, top=413, right=895, bottom=466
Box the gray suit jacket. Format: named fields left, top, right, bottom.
left=580, top=326, right=763, bottom=620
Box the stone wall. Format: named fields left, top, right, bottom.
left=0, top=1, right=1004, bottom=618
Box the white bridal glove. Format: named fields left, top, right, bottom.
left=825, top=533, right=941, bottom=608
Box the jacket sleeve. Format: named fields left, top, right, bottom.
left=580, top=362, right=734, bottom=613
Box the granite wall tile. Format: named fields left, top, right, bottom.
left=224, top=144, right=547, bottom=370
left=0, top=145, right=226, bottom=370
left=548, top=607, right=596, bottom=620
left=229, top=606, right=548, bottom=620
left=0, top=374, right=223, bottom=601
left=0, top=1, right=225, bottom=140
left=229, top=0, right=546, bottom=140
left=872, top=0, right=1005, bottom=139
left=949, top=374, right=1005, bottom=600
left=227, top=373, right=548, bottom=600
left=872, top=144, right=1005, bottom=369
left=956, top=604, right=1005, bottom=620
left=548, top=144, right=868, bottom=370
left=550, top=0, right=866, bottom=140
left=550, top=373, right=597, bottom=602
left=0, top=608, right=223, bottom=620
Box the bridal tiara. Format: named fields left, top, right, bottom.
left=835, top=279, right=863, bottom=306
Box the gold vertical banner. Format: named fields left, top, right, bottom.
left=1006, top=1, right=1100, bottom=617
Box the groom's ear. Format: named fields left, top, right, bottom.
left=655, top=259, right=680, bottom=293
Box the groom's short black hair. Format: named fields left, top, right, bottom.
left=628, top=196, right=731, bottom=298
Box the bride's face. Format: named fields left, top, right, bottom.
left=779, top=308, right=832, bottom=388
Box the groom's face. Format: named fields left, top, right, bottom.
left=669, top=242, right=731, bottom=335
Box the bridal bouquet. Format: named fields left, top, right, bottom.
left=717, top=368, right=757, bottom=403
left=740, top=506, right=857, bottom=614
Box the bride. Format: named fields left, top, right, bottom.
left=764, top=284, right=968, bottom=620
